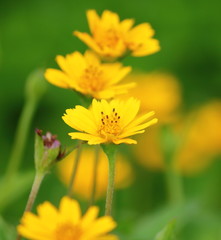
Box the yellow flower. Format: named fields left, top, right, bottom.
left=57, top=148, right=133, bottom=200
left=62, top=98, right=158, bottom=145
left=74, top=10, right=160, bottom=60
left=174, top=101, right=221, bottom=174
left=17, top=196, right=118, bottom=240
left=119, top=72, right=182, bottom=123
left=45, top=50, right=133, bottom=99
left=135, top=101, right=221, bottom=174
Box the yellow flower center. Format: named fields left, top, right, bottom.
left=55, top=222, right=82, bottom=240
left=79, top=65, right=105, bottom=93
left=96, top=28, right=120, bottom=49
left=99, top=108, right=121, bottom=139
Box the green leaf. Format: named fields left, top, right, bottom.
left=0, top=216, right=16, bottom=240
left=155, top=220, right=176, bottom=240
left=129, top=201, right=199, bottom=240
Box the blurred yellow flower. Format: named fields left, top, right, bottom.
left=120, top=72, right=182, bottom=123
left=175, top=101, right=221, bottom=174
left=45, top=50, right=133, bottom=99
left=17, top=196, right=118, bottom=240
left=74, top=10, right=160, bottom=60
left=135, top=101, right=221, bottom=174
left=135, top=126, right=164, bottom=170
left=57, top=148, right=133, bottom=200
left=62, top=98, right=158, bottom=145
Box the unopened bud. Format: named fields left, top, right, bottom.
left=34, top=129, right=65, bottom=173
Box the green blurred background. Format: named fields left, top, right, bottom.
left=0, top=0, right=221, bottom=239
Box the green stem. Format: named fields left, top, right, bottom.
left=160, top=125, right=185, bottom=205
left=16, top=172, right=45, bottom=240
left=102, top=144, right=117, bottom=216
left=0, top=98, right=39, bottom=211
left=89, top=145, right=100, bottom=206
left=67, top=142, right=83, bottom=197
left=5, top=98, right=37, bottom=180
left=165, top=164, right=184, bottom=205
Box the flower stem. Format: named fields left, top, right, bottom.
left=25, top=172, right=45, bottom=212
left=0, top=70, right=46, bottom=212
left=89, top=145, right=100, bottom=206
left=16, top=172, right=45, bottom=240
left=102, top=144, right=117, bottom=216
left=5, top=98, right=37, bottom=181
left=0, top=98, right=39, bottom=211
left=165, top=164, right=184, bottom=205
left=160, top=125, right=185, bottom=205
left=67, top=141, right=83, bottom=197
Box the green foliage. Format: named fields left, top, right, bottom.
left=0, top=217, right=16, bottom=240
left=155, top=221, right=176, bottom=240
left=0, top=172, right=34, bottom=212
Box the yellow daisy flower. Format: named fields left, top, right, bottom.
left=57, top=148, right=133, bottom=200
left=135, top=101, right=221, bottom=175
left=17, top=196, right=118, bottom=240
left=74, top=10, right=160, bottom=60
left=62, top=97, right=158, bottom=145
left=45, top=50, right=133, bottom=99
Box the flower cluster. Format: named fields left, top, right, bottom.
left=18, top=9, right=160, bottom=240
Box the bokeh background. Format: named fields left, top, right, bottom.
left=1, top=0, right=221, bottom=239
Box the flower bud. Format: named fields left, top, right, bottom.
left=34, top=129, right=64, bottom=173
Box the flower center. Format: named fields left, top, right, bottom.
left=99, top=108, right=121, bottom=139
left=96, top=28, right=120, bottom=49
left=55, top=222, right=82, bottom=240
left=79, top=65, right=105, bottom=93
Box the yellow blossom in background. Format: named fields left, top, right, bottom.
left=175, top=101, right=221, bottom=174
left=135, top=101, right=221, bottom=174
left=57, top=148, right=133, bottom=200
left=135, top=126, right=164, bottom=170
left=17, top=196, right=118, bottom=240
left=62, top=98, right=158, bottom=145
left=74, top=10, right=160, bottom=60
left=45, top=50, right=133, bottom=99
left=119, top=72, right=182, bottom=123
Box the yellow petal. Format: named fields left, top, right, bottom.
left=62, top=107, right=97, bottom=134
left=37, top=202, right=58, bottom=226
left=120, top=19, right=134, bottom=32
left=118, top=98, right=140, bottom=128
left=131, top=38, right=160, bottom=57
left=128, top=22, right=155, bottom=39
left=113, top=138, right=137, bottom=144
left=44, top=69, right=71, bottom=88
left=85, top=216, right=117, bottom=237
left=101, top=10, right=120, bottom=26
left=81, top=206, right=99, bottom=228
left=84, top=50, right=100, bottom=66
left=68, top=132, right=105, bottom=145
left=105, top=65, right=132, bottom=85
left=86, top=9, right=100, bottom=33
left=125, top=111, right=156, bottom=130
left=74, top=31, right=102, bottom=54
left=59, top=197, right=81, bottom=224
left=96, top=234, right=119, bottom=240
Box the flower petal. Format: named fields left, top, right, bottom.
left=87, top=9, right=100, bottom=34
left=44, top=69, right=71, bottom=88
left=113, top=138, right=137, bottom=144
left=59, top=197, right=81, bottom=224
